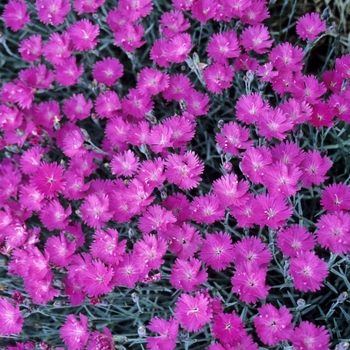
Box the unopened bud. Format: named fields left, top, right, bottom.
left=297, top=298, right=306, bottom=308
left=217, top=119, right=224, bottom=129
left=337, top=291, right=348, bottom=303
left=223, top=161, right=232, bottom=173
left=138, top=326, right=146, bottom=337
left=131, top=292, right=139, bottom=303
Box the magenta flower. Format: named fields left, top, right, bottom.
left=165, top=151, right=204, bottom=190
left=212, top=311, right=244, bottom=344
left=186, top=90, right=210, bottom=116
left=87, top=327, right=114, bottom=350
left=137, top=68, right=169, bottom=96
left=80, top=259, right=114, bottom=297
left=172, top=0, right=195, bottom=11
left=60, top=313, right=90, bottom=350
left=39, top=200, right=71, bottom=231
left=270, top=140, right=305, bottom=166
left=68, top=19, right=99, bottom=51
left=3, top=0, right=30, bottom=31
left=216, top=121, right=252, bottom=155
left=269, top=42, right=304, bottom=72
left=321, top=183, right=350, bottom=212
left=136, top=158, right=166, bottom=190
left=279, top=98, right=312, bottom=125
left=232, top=236, right=271, bottom=269
left=199, top=232, right=234, bottom=271
left=162, top=74, right=193, bottom=102
left=310, top=101, right=334, bottom=128
left=166, top=33, right=193, bottom=63
left=207, top=31, right=240, bottom=64
left=121, top=88, right=154, bottom=119
left=240, top=25, right=273, bottom=54
left=235, top=92, right=269, bottom=125
left=0, top=298, right=23, bottom=336
left=113, top=23, right=146, bottom=52
left=252, top=194, right=293, bottom=229
left=191, top=0, right=218, bottom=23
left=170, top=257, right=208, bottom=292
left=63, top=93, right=93, bottom=122
left=240, top=145, right=272, bottom=184
left=19, top=185, right=45, bottom=211
left=36, top=0, right=71, bottom=26
left=54, top=57, right=84, bottom=86
left=290, top=321, right=330, bottom=350
left=80, top=193, right=113, bottom=229
left=43, top=32, right=71, bottom=65
left=18, top=35, right=42, bottom=62
left=289, top=251, right=328, bottom=292
left=315, top=211, right=350, bottom=254
left=263, top=162, right=302, bottom=197
left=113, top=253, right=145, bottom=288
left=73, top=0, right=106, bottom=14
left=174, top=292, right=212, bottom=332
left=147, top=317, right=178, bottom=350
left=231, top=263, right=270, bottom=303
left=257, top=108, right=293, bottom=141
left=203, top=63, right=234, bottom=94
left=190, top=194, right=225, bottom=224
left=105, top=116, right=131, bottom=146
left=300, top=150, right=332, bottom=188
left=163, top=115, right=195, bottom=147
left=90, top=228, right=126, bottom=265
left=163, top=193, right=191, bottom=222
left=92, top=57, right=123, bottom=87
left=150, top=38, right=170, bottom=67
left=118, top=0, right=153, bottom=21
left=277, top=225, right=315, bottom=258
left=296, top=12, right=326, bottom=41
left=159, top=10, right=190, bottom=37
left=95, top=91, right=121, bottom=119
left=241, top=0, right=269, bottom=25
left=254, top=304, right=293, bottom=346
left=111, top=150, right=140, bottom=177
left=335, top=54, right=350, bottom=79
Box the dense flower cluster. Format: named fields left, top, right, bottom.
left=0, top=0, right=347, bottom=348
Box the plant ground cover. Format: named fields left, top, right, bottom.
left=0, top=0, right=350, bottom=349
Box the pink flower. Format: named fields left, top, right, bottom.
left=45, top=232, right=76, bottom=267
left=19, top=65, right=54, bottom=89
left=19, top=185, right=45, bottom=211
left=73, top=0, right=105, bottom=14
left=252, top=194, right=293, bottom=229
left=137, top=68, right=169, bottom=96
left=222, top=0, right=251, bottom=19
left=68, top=19, right=99, bottom=51
left=134, top=234, right=167, bottom=271
left=87, top=327, right=114, bottom=350
left=165, top=151, right=204, bottom=190
left=216, top=122, right=252, bottom=155
left=43, top=32, right=71, bottom=65
left=147, top=317, right=178, bottom=350
left=80, top=259, right=114, bottom=297
left=241, top=0, right=269, bottom=25
left=232, top=236, right=271, bottom=269
left=63, top=94, right=93, bottom=122
left=163, top=193, right=191, bottom=222
left=279, top=98, right=312, bottom=125
left=95, top=91, right=121, bottom=119
left=240, top=145, right=272, bottom=184
left=80, top=193, right=113, bottom=229
left=186, top=90, right=210, bottom=116
left=92, top=57, right=123, bottom=87
left=148, top=124, right=174, bottom=154
left=290, top=321, right=330, bottom=350
left=111, top=150, right=140, bottom=177
left=321, top=183, right=350, bottom=212
left=254, top=304, right=293, bottom=346
left=18, top=35, right=42, bottom=62
left=235, top=92, right=269, bottom=125
left=163, top=115, right=195, bottom=147
left=230, top=193, right=255, bottom=228
left=162, top=74, right=193, bottom=102
left=36, top=0, right=71, bottom=26
left=60, top=314, right=90, bottom=350
left=263, top=162, right=302, bottom=197
left=212, top=311, right=245, bottom=344
left=300, top=150, right=332, bottom=188
left=159, top=10, right=190, bottom=38
left=121, top=88, right=154, bottom=119
left=310, top=101, right=334, bottom=128
left=90, top=228, right=126, bottom=265
left=291, top=73, right=327, bottom=105
left=39, top=199, right=71, bottom=231
left=270, top=140, right=305, bottom=166
left=231, top=263, right=270, bottom=303
left=335, top=54, right=350, bottom=79
left=212, top=174, right=249, bottom=207
left=190, top=194, right=225, bottom=224
left=191, top=0, right=218, bottom=23
left=169, top=222, right=202, bottom=258
left=0, top=298, right=23, bottom=336
left=3, top=0, right=30, bottom=31
left=203, top=63, right=234, bottom=94
left=174, top=292, right=212, bottom=332
left=113, top=253, right=145, bottom=288
left=240, top=25, right=273, bottom=54
left=172, top=0, right=195, bottom=11
left=30, top=162, right=65, bottom=198
left=277, top=225, right=315, bottom=257
left=289, top=251, right=328, bottom=292
left=256, top=62, right=278, bottom=82
left=315, top=211, right=350, bottom=254
left=234, top=53, right=258, bottom=71
left=207, top=31, right=240, bottom=64
left=170, top=258, right=208, bottom=292
left=269, top=42, right=304, bottom=72
left=113, top=23, right=146, bottom=52
left=136, top=158, right=166, bottom=189
left=138, top=204, right=177, bottom=235
left=257, top=108, right=293, bottom=141
left=118, top=0, right=153, bottom=21
left=61, top=130, right=86, bottom=158
left=199, top=232, right=234, bottom=271
left=54, top=57, right=84, bottom=86
left=166, top=33, right=193, bottom=63
left=322, top=69, right=343, bottom=93
left=104, top=116, right=131, bottom=146
left=296, top=12, right=326, bottom=41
